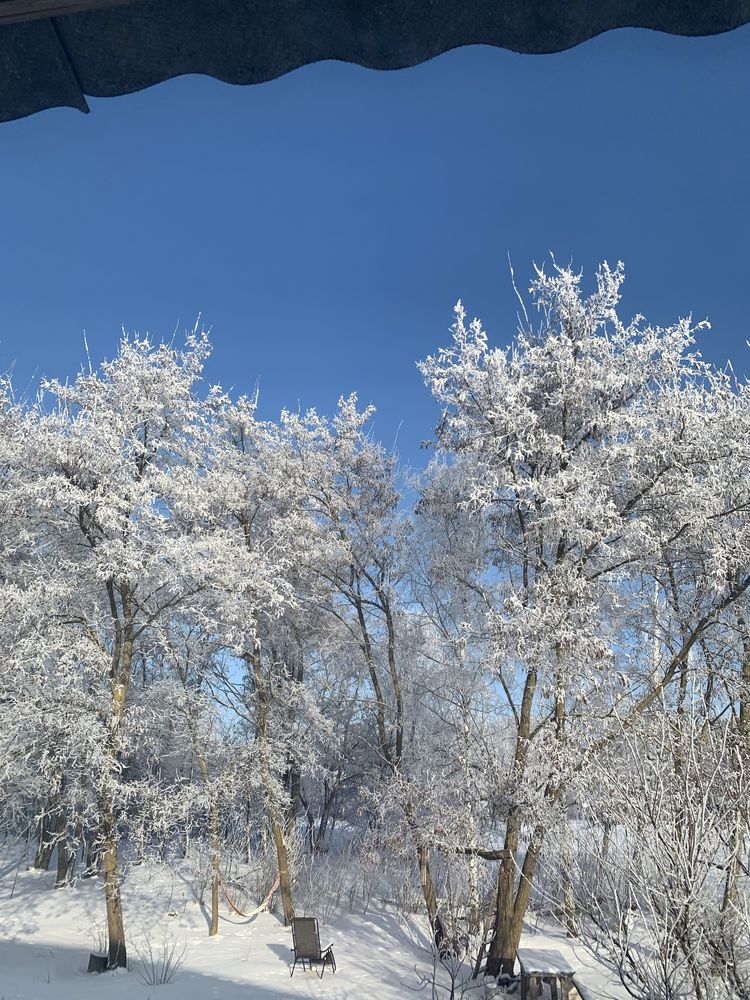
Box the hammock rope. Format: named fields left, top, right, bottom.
left=218, top=870, right=280, bottom=920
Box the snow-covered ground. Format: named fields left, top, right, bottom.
left=509, top=920, right=628, bottom=1000
left=1, top=857, right=435, bottom=1000
left=0, top=856, right=628, bottom=1000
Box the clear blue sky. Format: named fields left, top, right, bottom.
left=1, top=26, right=748, bottom=465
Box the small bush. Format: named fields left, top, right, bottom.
left=132, top=932, right=187, bottom=986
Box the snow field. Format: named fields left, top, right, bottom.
left=1, top=859, right=434, bottom=1000
left=0, top=857, right=628, bottom=1000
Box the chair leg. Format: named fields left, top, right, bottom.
left=318, top=951, right=335, bottom=977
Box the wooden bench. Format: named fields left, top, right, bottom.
left=517, top=947, right=577, bottom=1000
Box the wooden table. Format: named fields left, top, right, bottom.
left=517, top=947, right=577, bottom=1000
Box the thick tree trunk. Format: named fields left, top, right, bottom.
left=486, top=818, right=545, bottom=977
left=487, top=848, right=516, bottom=976
left=99, top=582, right=134, bottom=969
left=100, top=792, right=127, bottom=969
left=417, top=843, right=439, bottom=929
left=486, top=663, right=539, bottom=978
left=270, top=803, right=295, bottom=925
left=251, top=648, right=295, bottom=925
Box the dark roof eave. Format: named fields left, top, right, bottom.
left=2, top=0, right=750, bottom=124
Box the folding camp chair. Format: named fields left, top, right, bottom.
left=290, top=916, right=336, bottom=977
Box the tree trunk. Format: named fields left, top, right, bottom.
left=98, top=584, right=134, bottom=967
left=487, top=850, right=516, bottom=976
left=83, top=824, right=101, bottom=877
left=486, top=817, right=545, bottom=977
left=208, top=796, right=221, bottom=936
left=402, top=798, right=441, bottom=935
left=251, top=648, right=295, bottom=925
left=285, top=760, right=302, bottom=837
left=270, top=804, right=295, bottom=925
left=315, top=775, right=338, bottom=851
left=560, top=820, right=579, bottom=937
left=418, top=843, right=439, bottom=929
left=100, top=791, right=127, bottom=969
left=468, top=847, right=481, bottom=937
left=69, top=811, right=83, bottom=879
left=83, top=834, right=96, bottom=876
left=185, top=711, right=221, bottom=936
left=34, top=812, right=54, bottom=871
left=54, top=807, right=70, bottom=889
left=486, top=664, right=539, bottom=978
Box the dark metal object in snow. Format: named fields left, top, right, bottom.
left=87, top=952, right=108, bottom=973
left=2, top=0, right=750, bottom=124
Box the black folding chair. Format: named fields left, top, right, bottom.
left=290, top=916, right=336, bottom=978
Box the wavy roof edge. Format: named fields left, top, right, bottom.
left=2, top=0, right=750, bottom=123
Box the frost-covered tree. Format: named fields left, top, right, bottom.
left=190, top=390, right=329, bottom=925
left=1, top=331, right=211, bottom=967
left=419, top=261, right=750, bottom=974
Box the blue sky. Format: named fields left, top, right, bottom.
left=1, top=25, right=748, bottom=466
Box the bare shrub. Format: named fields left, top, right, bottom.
left=88, top=918, right=107, bottom=956
left=296, top=841, right=356, bottom=922
left=132, top=931, right=187, bottom=986
left=412, top=942, right=486, bottom=1000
